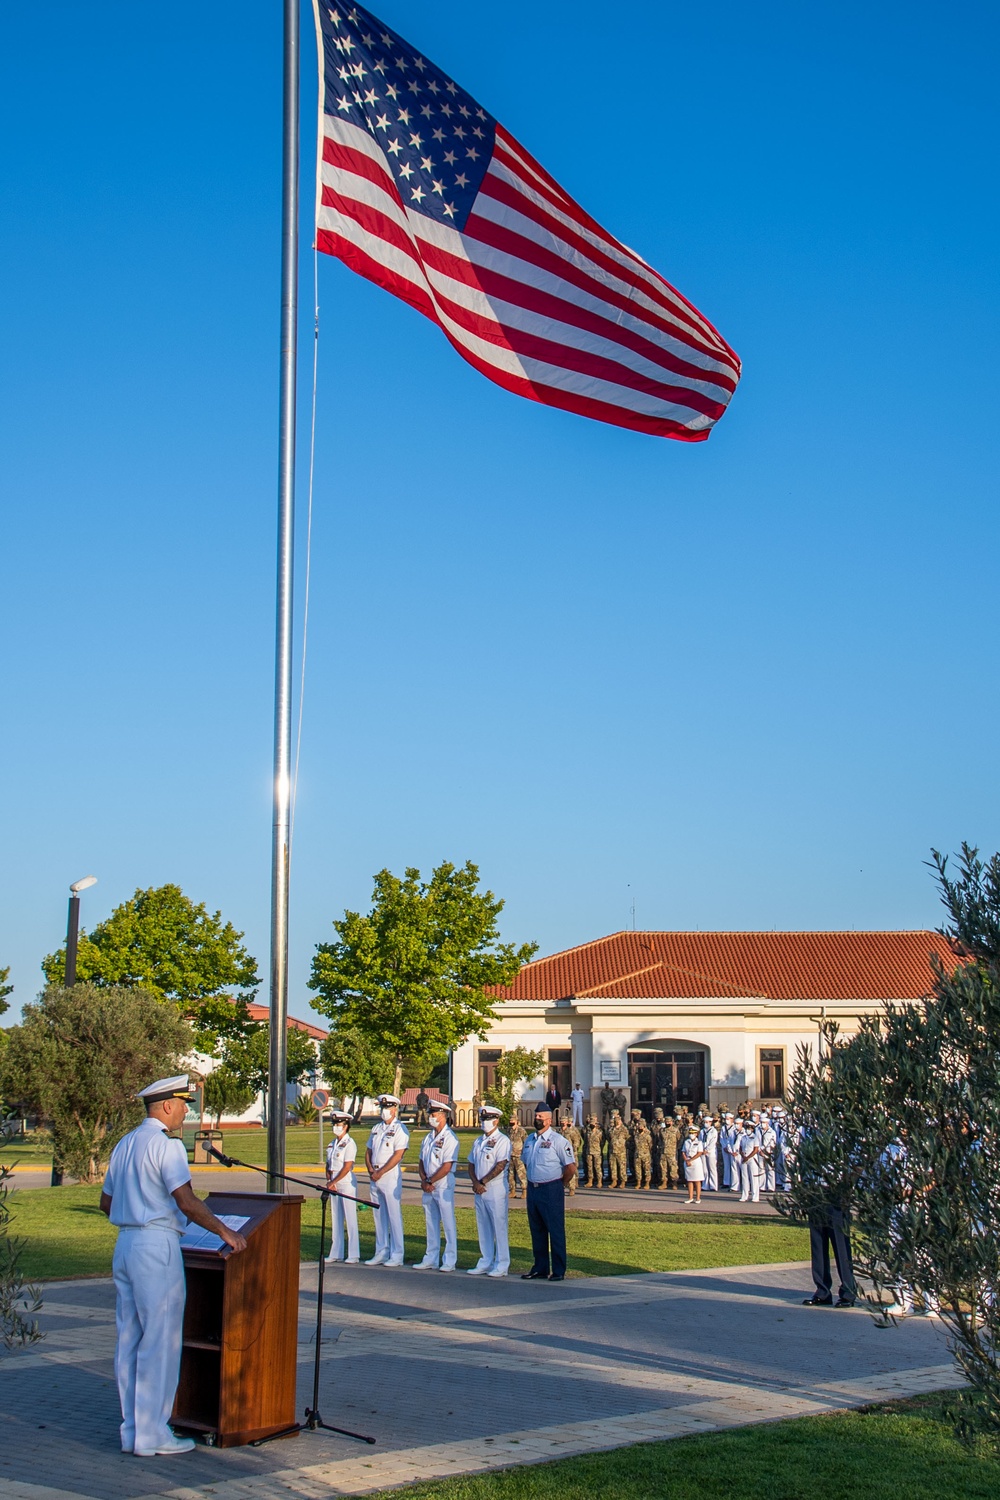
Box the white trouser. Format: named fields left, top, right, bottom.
left=571, top=1101, right=584, bottom=1126
left=704, top=1148, right=718, bottom=1190
left=473, top=1186, right=510, bottom=1274
left=421, top=1181, right=457, bottom=1268
left=112, top=1227, right=186, bottom=1454
left=739, top=1157, right=762, bottom=1201
left=371, top=1166, right=405, bottom=1261
left=327, top=1178, right=359, bottom=1261
left=762, top=1159, right=776, bottom=1192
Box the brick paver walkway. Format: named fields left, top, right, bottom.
left=0, top=1258, right=958, bottom=1499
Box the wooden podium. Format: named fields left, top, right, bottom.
left=172, top=1191, right=303, bottom=1448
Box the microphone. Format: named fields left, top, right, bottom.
left=205, top=1144, right=236, bottom=1168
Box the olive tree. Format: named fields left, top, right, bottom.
left=779, top=845, right=1000, bottom=1430
left=1, top=985, right=192, bottom=1182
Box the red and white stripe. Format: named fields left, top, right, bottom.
left=316, top=116, right=741, bottom=441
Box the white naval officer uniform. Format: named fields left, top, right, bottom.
left=682, top=1134, right=706, bottom=1182
left=325, top=1130, right=359, bottom=1262
left=570, top=1087, right=586, bottom=1127
left=103, top=1115, right=191, bottom=1456
left=415, top=1122, right=459, bottom=1270
left=721, top=1120, right=739, bottom=1190
left=701, top=1120, right=719, bottom=1190
left=760, top=1121, right=778, bottom=1193
left=738, top=1126, right=763, bottom=1202
left=367, top=1114, right=409, bottom=1264
left=468, top=1125, right=511, bottom=1276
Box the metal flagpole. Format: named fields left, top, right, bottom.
left=267, top=0, right=300, bottom=1193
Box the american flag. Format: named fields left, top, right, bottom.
left=314, top=5, right=741, bottom=441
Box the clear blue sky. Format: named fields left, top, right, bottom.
left=2, top=1, right=998, bottom=1022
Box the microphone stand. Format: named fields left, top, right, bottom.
left=204, top=1145, right=377, bottom=1446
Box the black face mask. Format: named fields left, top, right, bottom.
left=534, top=1117, right=546, bottom=1131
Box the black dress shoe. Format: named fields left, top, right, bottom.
left=835, top=1297, right=856, bottom=1308
left=548, top=1273, right=565, bottom=1281
left=521, top=1270, right=546, bottom=1280
left=802, top=1295, right=833, bottom=1306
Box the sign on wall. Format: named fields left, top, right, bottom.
left=599, top=1061, right=622, bottom=1082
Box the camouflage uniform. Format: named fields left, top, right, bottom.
left=650, top=1108, right=667, bottom=1187
left=633, top=1118, right=653, bottom=1189
left=627, top=1108, right=643, bottom=1183
left=600, top=1086, right=616, bottom=1129
left=583, top=1114, right=604, bottom=1187
left=560, top=1119, right=583, bottom=1195
left=660, top=1119, right=680, bottom=1188
left=508, top=1119, right=527, bottom=1197
left=607, top=1112, right=628, bottom=1188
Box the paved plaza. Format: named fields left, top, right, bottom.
left=0, top=1256, right=959, bottom=1500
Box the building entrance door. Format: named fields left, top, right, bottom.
left=629, top=1051, right=706, bottom=1121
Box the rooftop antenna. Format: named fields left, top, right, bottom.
left=627, top=884, right=636, bottom=931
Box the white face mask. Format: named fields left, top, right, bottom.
left=482, top=1122, right=497, bottom=1135
left=334, top=1124, right=348, bottom=1137
left=380, top=1108, right=395, bottom=1122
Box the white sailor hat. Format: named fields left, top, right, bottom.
left=136, top=1074, right=193, bottom=1103
left=479, top=1105, right=501, bottom=1119
left=427, top=1098, right=453, bottom=1114
left=377, top=1094, right=401, bottom=1106
left=329, top=1110, right=354, bottom=1124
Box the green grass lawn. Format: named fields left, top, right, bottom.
left=363, top=1393, right=998, bottom=1500
left=9, top=1185, right=808, bottom=1281
left=2, top=1126, right=485, bottom=1171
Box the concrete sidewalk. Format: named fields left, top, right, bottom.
left=0, top=1258, right=958, bottom=1500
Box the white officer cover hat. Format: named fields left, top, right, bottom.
left=136, top=1074, right=193, bottom=1103
left=480, top=1105, right=501, bottom=1119
left=427, top=1098, right=452, bottom=1114
left=329, top=1110, right=354, bottom=1124
left=377, top=1094, right=401, bottom=1106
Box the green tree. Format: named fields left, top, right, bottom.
left=318, top=1027, right=395, bottom=1119
left=202, top=1067, right=256, bottom=1127
left=778, top=844, right=1000, bottom=1432
left=1, top=984, right=192, bottom=1183
left=41, top=885, right=259, bottom=1051
left=310, top=861, right=536, bottom=1095
left=216, top=1021, right=317, bottom=1106
left=0, top=966, right=11, bottom=1018
left=482, top=1046, right=546, bottom=1123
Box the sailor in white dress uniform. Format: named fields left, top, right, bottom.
left=365, top=1094, right=409, bottom=1266
left=413, top=1100, right=460, bottom=1270
left=760, top=1116, right=778, bottom=1193
left=99, top=1075, right=246, bottom=1458
left=325, top=1110, right=360, bottom=1263
left=467, top=1105, right=511, bottom=1277
left=701, top=1115, right=719, bottom=1191
left=738, top=1119, right=763, bottom=1202
left=570, top=1083, right=586, bottom=1127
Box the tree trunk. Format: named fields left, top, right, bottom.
left=393, top=1056, right=403, bottom=1098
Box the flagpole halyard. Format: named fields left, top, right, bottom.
left=268, top=0, right=300, bottom=1193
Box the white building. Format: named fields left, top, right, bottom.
left=451, top=929, right=954, bottom=1120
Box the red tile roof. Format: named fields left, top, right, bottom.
left=492, top=931, right=956, bottom=1003
left=246, top=1002, right=327, bottom=1041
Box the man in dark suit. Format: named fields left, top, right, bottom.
left=545, top=1082, right=562, bottom=1118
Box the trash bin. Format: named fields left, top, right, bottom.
left=193, top=1128, right=224, bottom=1164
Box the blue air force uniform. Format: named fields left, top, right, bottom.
left=522, top=1121, right=576, bottom=1279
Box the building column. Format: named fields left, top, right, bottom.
left=571, top=1028, right=594, bottom=1090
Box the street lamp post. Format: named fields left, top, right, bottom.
left=52, top=875, right=98, bottom=1185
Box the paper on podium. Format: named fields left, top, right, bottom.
left=180, top=1214, right=249, bottom=1252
